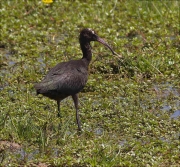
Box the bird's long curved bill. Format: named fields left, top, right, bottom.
left=97, top=37, right=115, bottom=55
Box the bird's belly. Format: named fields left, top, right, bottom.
left=42, top=91, right=69, bottom=101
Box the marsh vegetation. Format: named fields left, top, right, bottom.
left=0, top=0, right=179, bottom=166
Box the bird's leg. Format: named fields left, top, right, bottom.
left=57, top=100, right=61, bottom=118
left=72, top=94, right=81, bottom=131
left=57, top=100, right=63, bottom=132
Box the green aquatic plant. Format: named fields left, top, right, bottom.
left=0, top=0, right=179, bottom=166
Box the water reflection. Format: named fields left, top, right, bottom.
left=160, top=105, right=172, bottom=112
left=94, top=127, right=103, bottom=135
left=170, top=110, right=180, bottom=119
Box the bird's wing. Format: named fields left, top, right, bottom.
left=44, top=62, right=67, bottom=79
left=35, top=61, right=87, bottom=95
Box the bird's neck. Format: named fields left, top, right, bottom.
left=80, top=40, right=92, bottom=64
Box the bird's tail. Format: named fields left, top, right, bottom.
left=34, top=83, right=42, bottom=95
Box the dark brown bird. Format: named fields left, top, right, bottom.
left=34, top=28, right=116, bottom=131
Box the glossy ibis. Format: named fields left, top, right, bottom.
left=34, top=28, right=116, bottom=131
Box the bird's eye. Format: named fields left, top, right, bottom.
left=93, top=34, right=97, bottom=39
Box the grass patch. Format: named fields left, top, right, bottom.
left=0, top=0, right=179, bottom=166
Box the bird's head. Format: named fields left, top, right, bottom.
left=79, top=28, right=98, bottom=42
left=79, top=28, right=115, bottom=55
